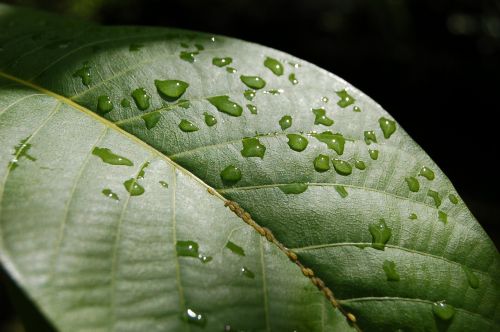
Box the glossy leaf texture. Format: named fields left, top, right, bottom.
left=0, top=4, right=499, bottom=331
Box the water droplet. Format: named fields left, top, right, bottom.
left=405, top=177, right=420, bottom=192
left=264, top=89, right=282, bottom=95
left=409, top=213, right=418, bottom=220
left=180, top=51, right=198, bottom=63
left=220, top=165, right=242, bottom=185
left=461, top=266, right=479, bottom=289
left=241, top=137, right=266, bottom=158
left=287, top=134, right=308, bottom=152
left=226, top=67, right=237, bottom=73
left=336, top=89, right=355, bottom=108
left=264, top=57, right=284, bottom=76
left=225, top=241, right=245, bottom=256
left=432, top=301, right=455, bottom=321
left=92, top=147, right=133, bottom=166
left=243, top=90, right=255, bottom=101
left=448, top=194, right=458, bottom=204
left=332, top=159, right=352, bottom=176
left=355, top=160, right=366, bottom=170
left=241, top=266, right=255, bottom=279
left=321, top=96, right=329, bottom=103
left=9, top=136, right=36, bottom=170
left=137, top=162, right=150, bottom=179
left=419, top=166, right=435, bottom=180
left=123, top=178, right=144, bottom=196
left=382, top=260, right=400, bottom=281
left=195, top=44, right=204, bottom=50
left=369, top=219, right=392, bottom=250
left=96, top=95, right=113, bottom=114
left=353, top=106, right=362, bottom=112
left=131, top=88, right=151, bottom=110
left=72, top=63, right=91, bottom=86
left=182, top=308, right=207, bottom=327
left=379, top=117, right=397, bottom=139
left=369, top=149, right=379, bottom=160
left=314, top=154, right=330, bottom=172
left=155, top=79, right=189, bottom=101
left=102, top=189, right=119, bottom=200
left=335, top=185, right=348, bottom=198
left=312, top=108, right=334, bottom=126
left=428, top=190, right=442, bottom=207
left=180, top=42, right=189, bottom=48
left=120, top=98, right=130, bottom=108
left=204, top=112, right=217, bottom=126
left=129, top=43, right=144, bottom=51
left=176, top=240, right=212, bottom=263
left=179, top=119, right=199, bottom=132
left=159, top=181, right=168, bottom=188
left=207, top=96, right=243, bottom=117
left=246, top=104, right=257, bottom=114
left=142, top=112, right=161, bottom=130
left=312, top=131, right=345, bottom=155
left=438, top=210, right=448, bottom=224
left=279, top=115, right=292, bottom=130
left=364, top=131, right=377, bottom=145
left=212, top=57, right=232, bottom=67
left=240, top=75, right=266, bottom=89
left=177, top=99, right=191, bottom=109
left=288, top=73, right=298, bottom=85
left=279, top=183, right=308, bottom=194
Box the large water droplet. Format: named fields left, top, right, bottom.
left=241, top=266, right=255, bottom=279
left=96, top=95, right=113, bottom=114
left=379, top=117, right=397, bottom=139
left=225, top=241, right=245, bottom=256
left=288, top=73, right=298, bottom=85
left=427, top=190, right=442, bottom=208
left=314, top=154, right=330, bottom=172
left=312, top=108, right=334, bottom=126
left=405, top=176, right=420, bottom=192
left=419, top=166, right=435, bottom=180
left=279, top=183, right=308, bottom=194
left=332, top=159, right=352, bottom=176
left=180, top=51, right=199, bottom=63
left=335, top=185, right=348, bottom=198
left=264, top=57, right=284, bottom=76
left=182, top=308, right=207, bottom=327
left=355, top=160, right=366, bottom=170
left=243, top=90, right=256, bottom=101
left=246, top=104, right=257, bottom=114
left=179, top=119, right=199, bottom=132
left=72, top=63, right=91, bottom=86
left=9, top=136, right=36, bottom=170
left=207, top=96, right=243, bottom=117
left=369, top=219, right=392, bottom=250
left=438, top=210, right=448, bottom=224
left=382, top=260, right=400, bottom=281
left=123, top=178, right=144, bottom=196
left=155, top=79, right=189, bottom=101
left=212, top=57, right=232, bottom=67
left=369, top=149, right=379, bottom=160
left=364, top=130, right=377, bottom=145
left=432, top=301, right=455, bottom=321
left=336, top=89, right=355, bottom=108
left=448, top=194, right=458, bottom=204
left=286, top=134, right=308, bottom=152
left=220, top=165, right=242, bottom=185
left=461, top=266, right=479, bottom=289
left=312, top=131, right=345, bottom=155
left=241, top=137, right=266, bottom=158
left=204, top=112, right=217, bottom=126
left=92, top=147, right=133, bottom=166
left=131, top=88, right=151, bottom=110
left=279, top=115, right=292, bottom=130
left=240, top=75, right=266, bottom=89
left=102, top=188, right=119, bottom=200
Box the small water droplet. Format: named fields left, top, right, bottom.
left=379, top=117, right=397, bottom=139
left=369, top=219, right=392, bottom=250
left=286, top=134, right=308, bottom=152
left=159, top=181, right=168, bottom=188
left=212, top=57, right=232, bottom=67
left=120, top=98, right=130, bottom=108
left=102, top=189, right=119, bottom=200
left=129, top=43, right=144, bottom=51
left=312, top=108, right=334, bottom=126
left=177, top=99, right=191, bottom=109
left=240, top=75, right=266, bottom=89
left=353, top=106, right=362, bottom=112
left=335, top=185, right=348, bottom=198
left=432, top=301, right=455, bottom=321
left=246, top=104, right=257, bottom=114
left=142, top=112, right=161, bottom=130
left=131, top=88, right=151, bottom=110
left=461, top=266, right=479, bottom=289
left=241, top=266, right=255, bottom=279
left=448, top=194, right=458, bottom=204
left=427, top=190, right=442, bottom=207
left=123, top=178, right=144, bottom=196
left=382, top=260, right=400, bottom=281
left=9, top=136, right=36, bottom=170
left=355, top=160, right=366, bottom=170
left=241, top=137, right=266, bottom=158
left=279, top=183, right=308, bottom=194
left=179, top=119, right=199, bottom=132
left=72, top=63, right=91, bottom=86
left=226, top=241, right=245, bottom=256
left=409, top=213, right=418, bottom=220
left=332, top=159, right=352, bottom=176
left=364, top=130, right=377, bottom=145
left=207, top=96, right=243, bottom=117
left=419, top=166, right=435, bottom=180
left=204, top=112, right=217, bottom=126
left=137, top=161, right=150, bottom=179
left=92, top=147, right=133, bottom=166
left=264, top=57, right=284, bottom=76
left=264, top=89, right=282, bottom=95
left=195, top=44, right=204, bottom=50
left=96, top=95, right=113, bottom=114
left=180, top=51, right=198, bottom=63
left=243, top=90, right=255, bottom=101
left=176, top=240, right=212, bottom=263
left=314, top=154, right=330, bottom=172
left=336, top=89, right=355, bottom=108
left=369, top=149, right=379, bottom=160
left=438, top=210, right=448, bottom=223
left=312, top=131, right=345, bottom=155
left=220, top=165, right=242, bottom=185
left=279, top=115, right=292, bottom=130
left=288, top=73, right=298, bottom=85
left=405, top=177, right=420, bottom=192
left=180, top=42, right=189, bottom=48
left=182, top=308, right=207, bottom=327
left=155, top=79, right=189, bottom=101
left=321, top=96, right=329, bottom=103
left=223, top=66, right=236, bottom=74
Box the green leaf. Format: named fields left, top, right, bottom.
left=0, top=4, right=499, bottom=332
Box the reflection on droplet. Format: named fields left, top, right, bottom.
left=419, top=166, right=435, bottom=180
left=131, top=88, right=151, bottom=110
left=142, top=112, right=161, bottom=130
left=92, top=147, right=133, bottom=166
left=204, top=112, right=217, bottom=126
left=179, top=119, right=199, bottom=132
left=312, top=131, right=345, bottom=155
left=212, top=57, right=232, bottom=67
left=240, top=75, right=266, bottom=89
left=461, top=266, right=479, bottom=289
left=336, top=89, right=355, bottom=108
left=226, top=241, right=245, bottom=256
left=155, top=79, right=189, bottom=101
left=382, top=260, right=400, bottom=281
left=279, top=183, right=308, bottom=194
left=241, top=137, right=266, bottom=158
left=369, top=219, right=392, bottom=250
left=220, top=165, right=242, bottom=185
left=123, top=178, right=144, bottom=196
left=353, top=106, right=362, bottom=112
left=264, top=57, right=284, bottom=76
left=312, top=108, right=334, bottom=126
left=405, top=177, right=420, bottom=192
left=364, top=131, right=377, bottom=145
left=207, top=96, right=243, bottom=117
left=332, top=159, right=352, bottom=176
left=335, top=185, right=348, bottom=198
left=314, top=154, right=330, bottom=172
left=279, top=115, right=292, bottom=130
left=102, top=189, right=119, bottom=200
left=432, top=301, right=455, bottom=321
left=241, top=266, right=255, bottom=279
left=182, top=308, right=207, bottom=327
left=287, top=134, right=308, bottom=152
left=226, top=67, right=237, bottom=73
left=379, top=117, right=397, bottom=139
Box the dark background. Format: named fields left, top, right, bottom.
left=1, top=0, right=499, bottom=330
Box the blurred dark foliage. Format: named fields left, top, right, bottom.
left=1, top=0, right=499, bottom=330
